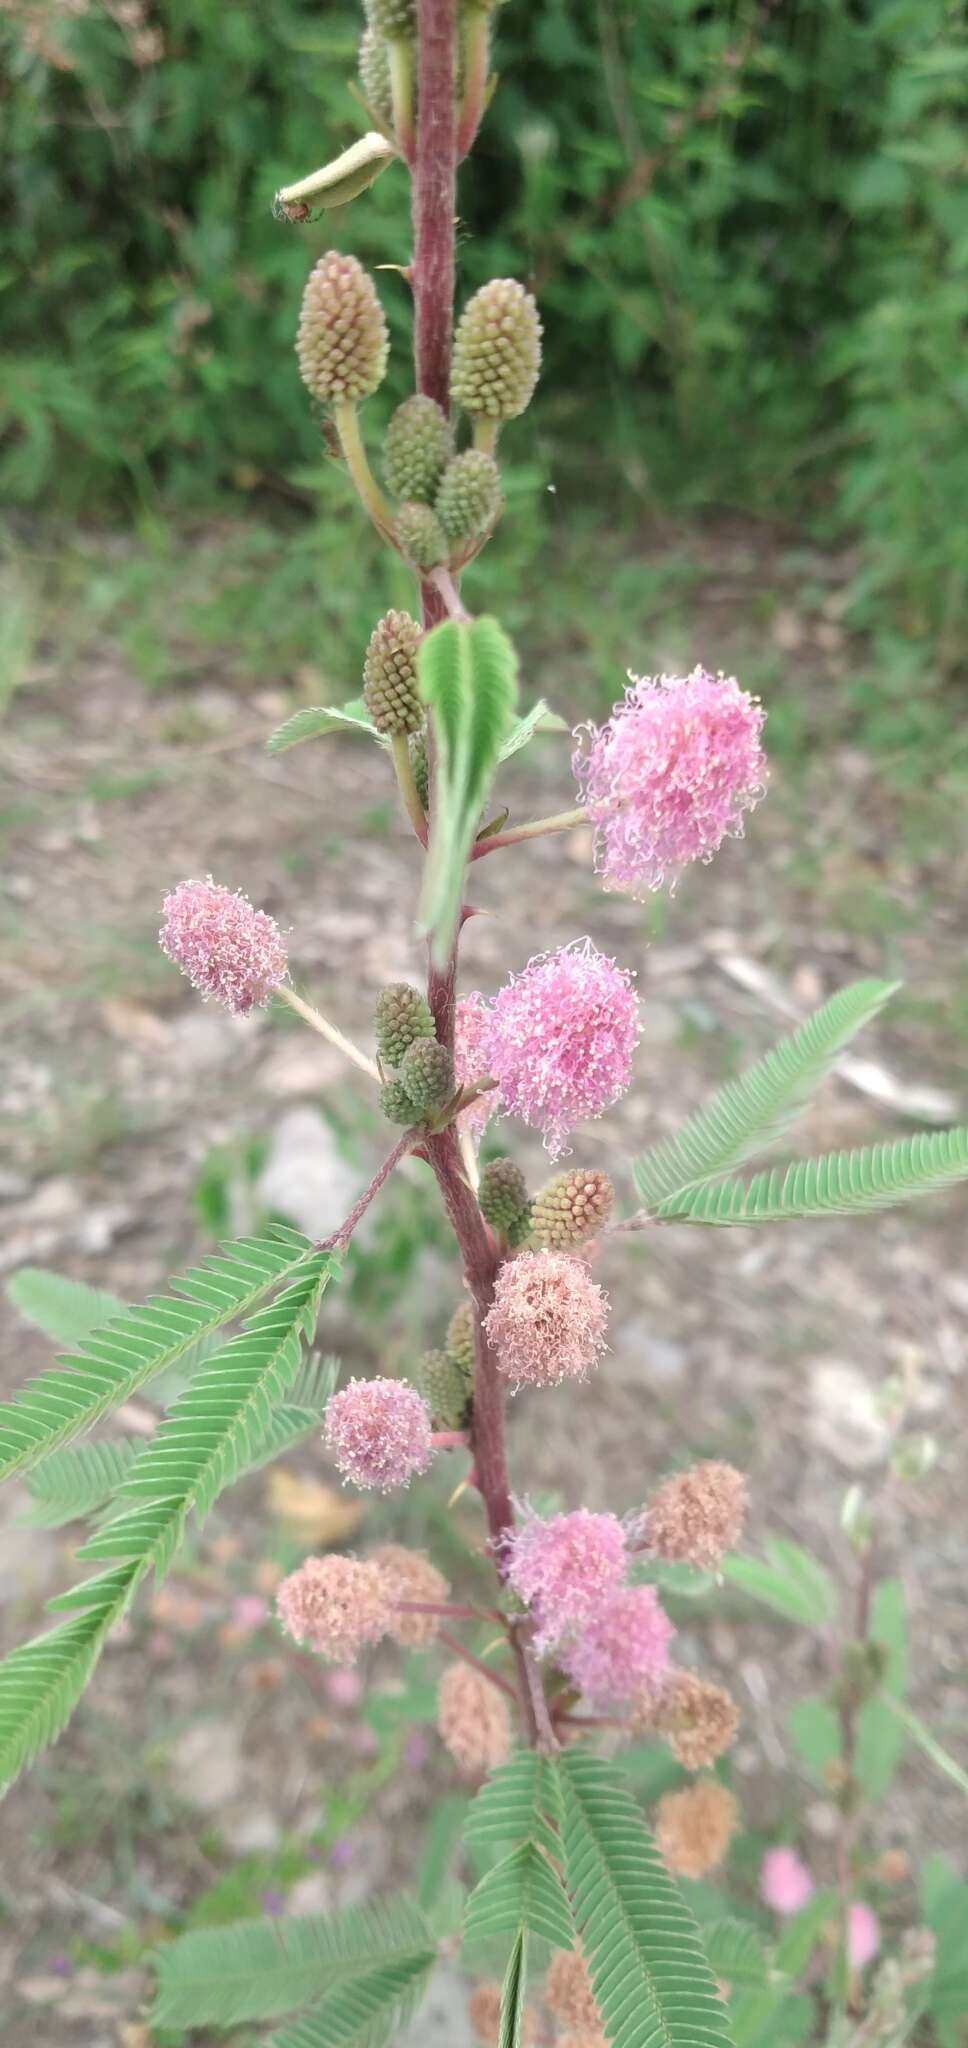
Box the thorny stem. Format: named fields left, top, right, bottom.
left=471, top=806, right=588, bottom=858
left=278, top=985, right=380, bottom=1080
left=317, top=1130, right=420, bottom=1251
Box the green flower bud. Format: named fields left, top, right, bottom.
left=400, top=1036, right=454, bottom=1115
left=435, top=449, right=502, bottom=544
left=358, top=28, right=393, bottom=125
left=531, top=1167, right=613, bottom=1250
left=451, top=278, right=542, bottom=421
left=367, top=0, right=415, bottom=38
left=506, top=1204, right=534, bottom=1249
left=362, top=609, right=423, bottom=735
left=417, top=1347, right=471, bottom=1430
left=375, top=982, right=435, bottom=1067
left=446, top=1300, right=475, bottom=1373
left=384, top=395, right=453, bottom=504
left=397, top=500, right=448, bottom=570
left=479, top=1156, right=530, bottom=1235
left=380, top=1077, right=418, bottom=1125
left=410, top=730, right=430, bottom=810
left=297, top=251, right=389, bottom=405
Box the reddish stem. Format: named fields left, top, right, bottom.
left=413, top=0, right=457, bottom=413
left=437, top=1627, right=518, bottom=1702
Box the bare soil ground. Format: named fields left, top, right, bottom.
left=1, top=520, right=966, bottom=2046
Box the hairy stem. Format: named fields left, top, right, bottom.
left=472, top=807, right=588, bottom=858
left=318, top=1129, right=419, bottom=1250
left=413, top=0, right=457, bottom=412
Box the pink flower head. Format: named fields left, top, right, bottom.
left=507, top=1508, right=628, bottom=1650
left=454, top=992, right=499, bottom=1144
left=760, top=1847, right=815, bottom=1915
left=160, top=876, right=287, bottom=1014
left=275, top=1553, right=392, bottom=1663
left=848, top=1902, right=881, bottom=1971
left=485, top=1250, right=609, bottom=1388
left=484, top=939, right=639, bottom=1158
left=324, top=1376, right=433, bottom=1491
left=559, top=1583, right=674, bottom=1705
left=573, top=667, right=766, bottom=898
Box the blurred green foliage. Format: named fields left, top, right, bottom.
left=1, top=0, right=965, bottom=676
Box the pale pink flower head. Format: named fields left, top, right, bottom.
left=849, top=1902, right=881, bottom=1970
left=760, top=1847, right=815, bottom=1915
left=506, top=1507, right=628, bottom=1651
left=454, top=992, right=499, bottom=1144
left=160, top=876, right=287, bottom=1014
left=484, top=1250, right=609, bottom=1388
left=559, top=1582, right=674, bottom=1705
left=324, top=1376, right=433, bottom=1491
left=573, top=667, right=766, bottom=898
left=484, top=939, right=639, bottom=1158
left=275, top=1553, right=392, bottom=1663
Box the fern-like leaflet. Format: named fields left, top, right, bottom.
left=657, top=1126, right=968, bottom=1224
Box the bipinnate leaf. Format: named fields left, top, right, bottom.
left=418, top=616, right=519, bottom=965
left=657, top=1126, right=968, bottom=1224
left=633, top=979, right=899, bottom=1210
left=0, top=1226, right=321, bottom=1485
left=463, top=1749, right=562, bottom=1859
left=498, top=1927, right=529, bottom=2048
left=558, top=1751, right=735, bottom=2048
left=150, top=1897, right=434, bottom=2030
left=700, top=1917, right=774, bottom=1988
left=497, top=699, right=568, bottom=762
left=267, top=701, right=381, bottom=752
left=19, top=1439, right=137, bottom=1528
left=6, top=1267, right=128, bottom=1344
left=268, top=1952, right=435, bottom=2048
left=463, top=1841, right=573, bottom=1949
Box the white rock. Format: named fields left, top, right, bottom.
left=257, top=1107, right=371, bottom=1241
left=808, top=1360, right=891, bottom=1471
left=170, top=1721, right=244, bottom=1811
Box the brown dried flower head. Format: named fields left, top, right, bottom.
left=646, top=1460, right=748, bottom=1571
left=371, top=1542, right=449, bottom=1648
left=437, top=1661, right=512, bottom=1777
left=544, top=1947, right=601, bottom=2032
left=275, top=1554, right=392, bottom=1664
left=655, top=1777, right=739, bottom=1879
left=634, top=1669, right=739, bottom=1770
left=468, top=1981, right=539, bottom=2045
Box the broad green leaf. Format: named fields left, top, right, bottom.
left=921, top=1859, right=968, bottom=2019
left=274, top=132, right=394, bottom=213
left=498, top=1927, right=528, bottom=2048
left=19, top=1438, right=137, bottom=1528
left=558, top=1752, right=734, bottom=2048
left=268, top=1951, right=435, bottom=2048
left=463, top=1750, right=562, bottom=1860
left=497, top=699, right=568, bottom=763
left=267, top=701, right=381, bottom=752
left=787, top=1696, right=841, bottom=1779
left=724, top=1538, right=838, bottom=1626
left=6, top=1267, right=127, bottom=1345
left=150, top=1897, right=433, bottom=2030
left=657, top=1127, right=968, bottom=1225
left=419, top=616, right=518, bottom=966
left=633, top=980, right=899, bottom=1210
left=0, top=1226, right=319, bottom=1485
left=463, top=1842, right=573, bottom=1950
left=732, top=1986, right=816, bottom=2048
left=855, top=1577, right=908, bottom=1799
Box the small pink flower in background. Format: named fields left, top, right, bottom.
left=559, top=1583, right=674, bottom=1706
left=848, top=1902, right=881, bottom=1970
left=485, top=1250, right=609, bottom=1388
left=232, top=1594, right=269, bottom=1635
left=454, top=992, right=499, bottom=1143
left=507, top=1508, right=628, bottom=1650
left=324, top=1377, right=433, bottom=1491
left=160, top=876, right=287, bottom=1014
left=405, top=1730, right=430, bottom=1769
left=760, top=1847, right=815, bottom=1915
left=573, top=667, right=766, bottom=899
left=325, top=1668, right=364, bottom=1709
left=483, top=939, right=639, bottom=1157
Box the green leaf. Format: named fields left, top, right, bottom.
left=701, top=1918, right=774, bottom=1988
left=855, top=1577, right=908, bottom=1799
left=882, top=1698, right=968, bottom=1800
left=921, top=1860, right=968, bottom=2019
left=558, top=1752, right=734, bottom=2048
left=0, top=1226, right=319, bottom=1486
left=267, top=701, right=381, bottom=752
left=419, top=616, right=518, bottom=966
left=497, top=699, right=568, bottom=763
left=657, top=1127, right=968, bottom=1225
left=6, top=1267, right=127, bottom=1344
left=463, top=1750, right=562, bottom=1860
left=237, top=1353, right=340, bottom=1477
left=498, top=1927, right=528, bottom=2048
left=774, top=1891, right=837, bottom=1978
left=150, top=1897, right=434, bottom=2031
left=267, top=1950, right=435, bottom=2048
left=417, top=1794, right=470, bottom=1911
left=724, top=1538, right=838, bottom=1626
left=0, top=1561, right=140, bottom=1796
left=786, top=1695, right=841, bottom=1779
left=463, top=1842, right=573, bottom=1950
left=633, top=980, right=899, bottom=1210
left=19, top=1439, right=137, bottom=1528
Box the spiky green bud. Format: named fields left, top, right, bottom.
left=358, top=28, right=393, bottom=125
left=367, top=0, right=415, bottom=37
left=506, top=1204, right=534, bottom=1248
left=400, top=1036, right=454, bottom=1115
left=362, top=609, right=423, bottom=735
left=479, top=1156, right=530, bottom=1235
left=446, top=1300, right=475, bottom=1373
left=531, top=1167, right=613, bottom=1250
left=397, top=500, right=448, bottom=570
left=451, top=279, right=542, bottom=421
left=384, top=396, right=453, bottom=504
left=380, top=1077, right=417, bottom=1125
left=410, top=730, right=429, bottom=810
left=296, top=251, right=389, bottom=405
left=375, top=982, right=435, bottom=1067
left=435, top=449, right=502, bottom=544
left=417, top=1347, right=471, bottom=1430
